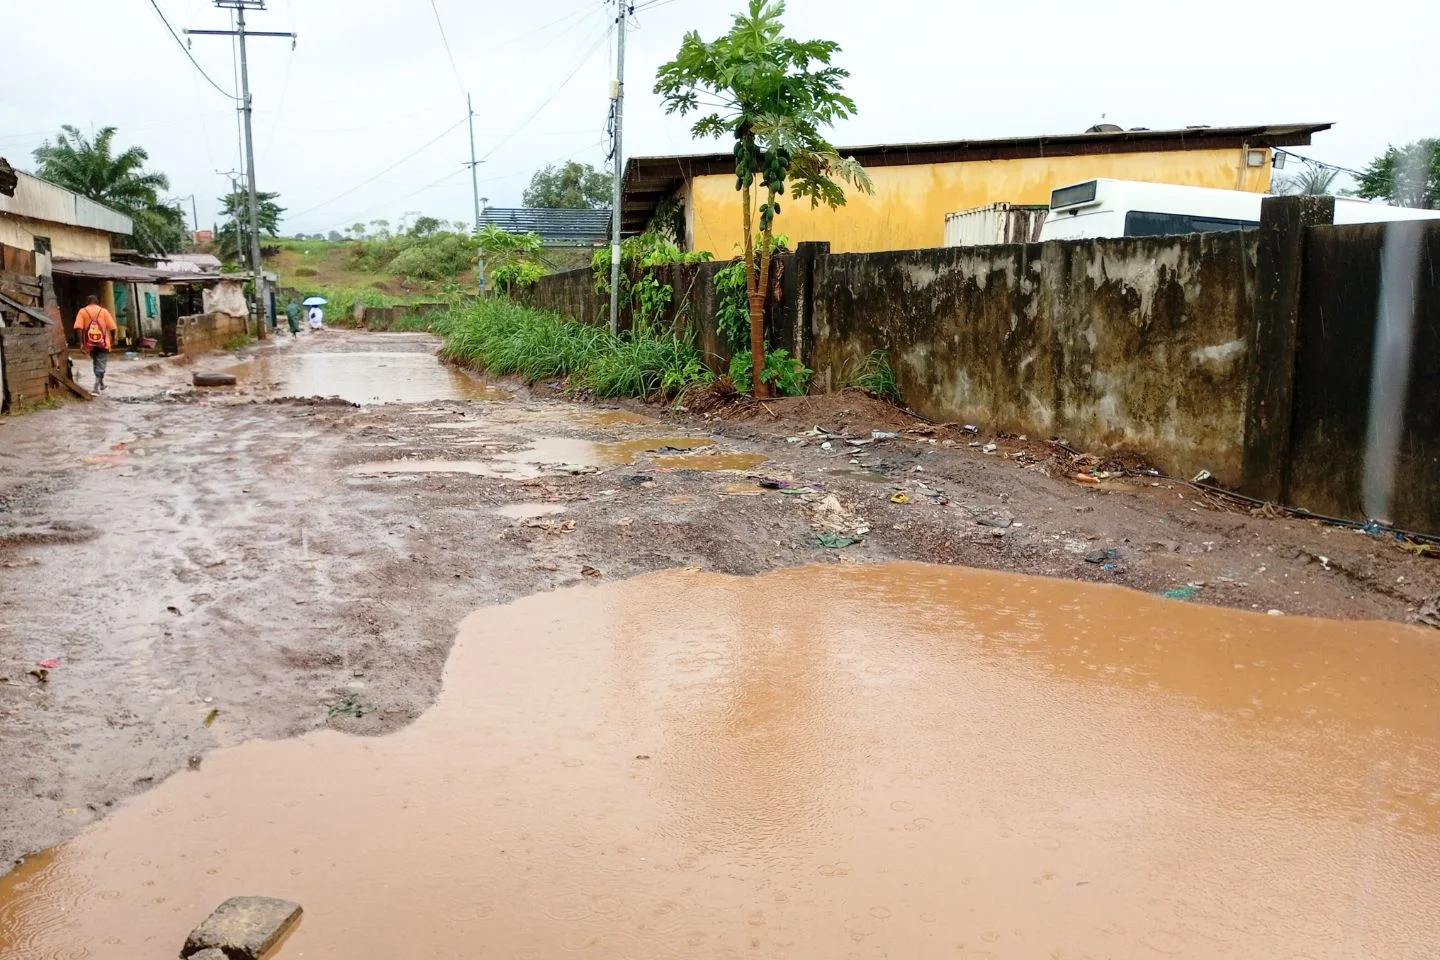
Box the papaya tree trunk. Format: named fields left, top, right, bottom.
left=753, top=216, right=778, bottom=398
left=740, top=181, right=768, bottom=397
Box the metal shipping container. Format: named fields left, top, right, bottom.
left=943, top=203, right=1048, bottom=247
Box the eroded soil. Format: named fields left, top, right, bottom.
left=3, top=329, right=1439, bottom=873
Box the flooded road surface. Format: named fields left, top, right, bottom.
left=224, top=350, right=508, bottom=404
left=3, top=562, right=1439, bottom=959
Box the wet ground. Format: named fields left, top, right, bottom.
left=4, top=329, right=1440, bottom=957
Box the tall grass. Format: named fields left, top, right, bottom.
left=438, top=298, right=710, bottom=399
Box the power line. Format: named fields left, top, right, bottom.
left=1273, top=148, right=1365, bottom=180
left=480, top=25, right=611, bottom=162
left=427, top=0, right=468, bottom=100
left=493, top=2, right=599, bottom=49
left=144, top=0, right=240, bottom=100
left=289, top=116, right=470, bottom=219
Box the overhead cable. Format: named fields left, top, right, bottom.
left=143, top=0, right=239, bottom=100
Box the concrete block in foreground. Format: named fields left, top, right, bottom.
left=186, top=950, right=228, bottom=960
left=181, top=896, right=302, bottom=959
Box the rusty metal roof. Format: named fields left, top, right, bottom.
left=621, top=122, right=1334, bottom=237
left=478, top=207, right=611, bottom=245
left=51, top=259, right=230, bottom=285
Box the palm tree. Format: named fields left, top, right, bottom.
left=32, top=125, right=186, bottom=254
left=1273, top=163, right=1341, bottom=196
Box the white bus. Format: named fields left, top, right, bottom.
left=1037, top=178, right=1440, bottom=241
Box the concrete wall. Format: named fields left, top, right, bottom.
left=177, top=312, right=248, bottom=358
left=686, top=147, right=1272, bottom=254
left=1284, top=220, right=1440, bottom=530
left=810, top=234, right=1256, bottom=479
left=0, top=214, right=114, bottom=261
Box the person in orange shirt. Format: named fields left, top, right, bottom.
left=73, top=295, right=118, bottom=392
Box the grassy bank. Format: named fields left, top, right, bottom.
left=437, top=298, right=710, bottom=399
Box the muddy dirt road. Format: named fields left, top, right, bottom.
left=3, top=330, right=1440, bottom=956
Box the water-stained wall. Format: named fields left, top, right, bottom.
left=810, top=233, right=1257, bottom=479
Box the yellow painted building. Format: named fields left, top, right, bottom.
left=621, top=123, right=1331, bottom=255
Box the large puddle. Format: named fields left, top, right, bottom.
left=223, top=351, right=509, bottom=404
left=3, top=563, right=1439, bottom=958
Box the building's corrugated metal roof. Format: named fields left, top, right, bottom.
left=51, top=259, right=229, bottom=284
left=621, top=122, right=1335, bottom=237
left=478, top=207, right=611, bottom=245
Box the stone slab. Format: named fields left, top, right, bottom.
left=181, top=896, right=302, bottom=959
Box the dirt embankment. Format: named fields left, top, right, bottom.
left=3, top=329, right=1438, bottom=872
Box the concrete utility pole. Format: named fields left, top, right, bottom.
left=186, top=1, right=295, bottom=340
left=607, top=1, right=629, bottom=335
left=467, top=94, right=482, bottom=232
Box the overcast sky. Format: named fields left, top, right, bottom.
left=3, top=0, right=1437, bottom=235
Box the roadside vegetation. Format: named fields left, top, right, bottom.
left=438, top=298, right=711, bottom=400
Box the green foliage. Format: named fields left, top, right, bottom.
left=344, top=229, right=479, bottom=284
left=1273, top=164, right=1339, bottom=197
left=522, top=160, right=613, bottom=209
left=654, top=0, right=871, bottom=395
left=409, top=215, right=443, bottom=237
left=728, top=348, right=811, bottom=396
left=477, top=225, right=545, bottom=293
left=714, top=259, right=749, bottom=351
left=221, top=332, right=256, bottom=351
left=592, top=231, right=711, bottom=326
left=32, top=124, right=187, bottom=254
left=437, top=298, right=710, bottom=400
left=306, top=286, right=406, bottom=327
left=216, top=191, right=285, bottom=262
left=841, top=349, right=900, bottom=401
left=1354, top=139, right=1440, bottom=208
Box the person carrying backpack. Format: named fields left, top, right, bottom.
left=73, top=295, right=117, bottom=392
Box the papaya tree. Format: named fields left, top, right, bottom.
left=655, top=0, right=871, bottom=396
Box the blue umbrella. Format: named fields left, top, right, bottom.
left=302, top=296, right=328, bottom=306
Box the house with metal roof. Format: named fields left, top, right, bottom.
left=477, top=207, right=611, bottom=247
left=620, top=122, right=1334, bottom=254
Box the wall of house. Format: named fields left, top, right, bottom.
left=685, top=146, right=1272, bottom=255
left=0, top=214, right=114, bottom=261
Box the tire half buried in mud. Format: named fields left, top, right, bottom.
left=192, top=372, right=238, bottom=387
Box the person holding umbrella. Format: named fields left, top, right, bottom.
left=304, top=295, right=328, bottom=331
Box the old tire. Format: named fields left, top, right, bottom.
left=192, top=372, right=238, bottom=387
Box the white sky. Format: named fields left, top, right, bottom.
left=3, top=0, right=1436, bottom=235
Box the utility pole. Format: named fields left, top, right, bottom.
left=467, top=94, right=482, bottom=232
left=607, top=1, right=629, bottom=335
left=186, top=1, right=295, bottom=340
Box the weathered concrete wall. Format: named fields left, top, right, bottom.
left=811, top=234, right=1256, bottom=479
left=522, top=268, right=601, bottom=327
left=0, top=324, right=58, bottom=409
left=1285, top=220, right=1440, bottom=530
left=177, top=312, right=247, bottom=358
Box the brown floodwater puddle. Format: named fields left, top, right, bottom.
left=653, top=451, right=768, bottom=471
left=224, top=352, right=509, bottom=404
left=4, top=563, right=1440, bottom=959
left=496, top=435, right=713, bottom=468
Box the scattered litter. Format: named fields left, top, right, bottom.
left=890, top=492, right=911, bottom=504
left=1410, top=596, right=1440, bottom=629
left=845, top=438, right=875, bottom=447
left=28, top=668, right=49, bottom=684
left=581, top=565, right=602, bottom=578
left=962, top=425, right=979, bottom=434
left=821, top=441, right=833, bottom=450
left=203, top=708, right=219, bottom=728
left=1266, top=609, right=1285, bottom=617
left=1192, top=469, right=1213, bottom=484
left=166, top=605, right=182, bottom=616
left=36, top=658, right=59, bottom=670
left=1159, top=585, right=1201, bottom=601
left=815, top=531, right=862, bottom=549
left=871, top=431, right=899, bottom=440
left=1075, top=473, right=1100, bottom=485
left=982, top=443, right=997, bottom=454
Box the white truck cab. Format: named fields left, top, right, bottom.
left=1037, top=178, right=1440, bottom=241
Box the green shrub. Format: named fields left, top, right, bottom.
left=293, top=266, right=318, bottom=278
left=841, top=349, right=900, bottom=402
left=728, top=348, right=811, bottom=397
left=713, top=260, right=748, bottom=351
